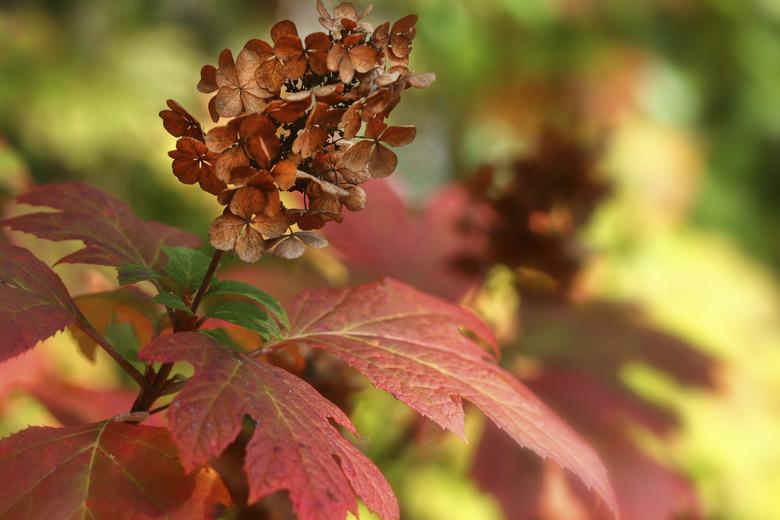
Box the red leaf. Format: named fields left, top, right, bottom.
left=0, top=243, right=79, bottom=362
left=474, top=371, right=702, bottom=520
left=1, top=182, right=199, bottom=268
left=324, top=181, right=487, bottom=299
left=0, top=421, right=230, bottom=518
left=141, top=332, right=399, bottom=520
left=270, top=278, right=618, bottom=516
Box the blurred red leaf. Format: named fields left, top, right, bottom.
left=520, top=301, right=715, bottom=391
left=69, top=287, right=158, bottom=360
left=324, top=181, right=487, bottom=299
left=472, top=300, right=713, bottom=520
left=0, top=243, right=79, bottom=362
left=142, top=332, right=399, bottom=520
left=1, top=182, right=199, bottom=268
left=474, top=370, right=702, bottom=520
left=0, top=421, right=230, bottom=518
left=25, top=380, right=166, bottom=427
left=270, top=278, right=617, bottom=515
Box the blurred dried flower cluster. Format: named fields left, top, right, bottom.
left=457, top=131, right=609, bottom=294
left=160, top=1, right=434, bottom=262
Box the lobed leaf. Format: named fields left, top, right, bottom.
left=141, top=332, right=399, bottom=520
left=116, top=263, right=162, bottom=286
left=162, top=246, right=212, bottom=295
left=0, top=243, right=79, bottom=362
left=204, top=300, right=282, bottom=340
left=1, top=182, right=199, bottom=268
left=206, top=279, right=289, bottom=328
left=0, top=421, right=230, bottom=518
left=269, top=278, right=618, bottom=516
left=152, top=292, right=193, bottom=314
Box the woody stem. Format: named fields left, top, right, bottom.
left=131, top=249, right=224, bottom=413
left=75, top=318, right=148, bottom=389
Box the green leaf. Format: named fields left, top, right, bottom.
left=116, top=264, right=161, bottom=286
left=199, top=328, right=245, bottom=352
left=152, top=292, right=192, bottom=314
left=204, top=300, right=281, bottom=340
left=205, top=279, right=288, bottom=328
left=162, top=246, right=211, bottom=295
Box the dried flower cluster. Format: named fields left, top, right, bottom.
left=160, top=1, right=434, bottom=262
left=456, top=130, right=609, bottom=293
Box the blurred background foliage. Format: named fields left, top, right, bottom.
left=2, top=0, right=780, bottom=518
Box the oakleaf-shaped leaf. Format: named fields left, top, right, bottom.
left=0, top=243, right=79, bottom=362
left=203, top=300, right=281, bottom=340
left=1, top=182, right=199, bottom=268
left=206, top=279, right=289, bottom=328
left=268, top=278, right=618, bottom=516
left=117, top=263, right=162, bottom=286
left=0, top=421, right=230, bottom=518
left=153, top=292, right=193, bottom=313
left=162, top=246, right=212, bottom=295
left=141, top=332, right=399, bottom=520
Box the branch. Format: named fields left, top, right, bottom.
left=131, top=248, right=224, bottom=412
left=190, top=249, right=223, bottom=313
left=75, top=319, right=148, bottom=389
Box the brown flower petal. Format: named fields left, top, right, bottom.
left=205, top=122, right=239, bottom=153
left=364, top=118, right=387, bottom=140
left=271, top=20, right=299, bottom=43
left=342, top=185, right=366, bottom=211
left=339, top=102, right=363, bottom=140
left=305, top=32, right=331, bottom=75
left=380, top=125, right=417, bottom=147
left=214, top=86, right=244, bottom=118
left=198, top=65, right=218, bottom=93
left=208, top=96, right=220, bottom=123
left=199, top=168, right=227, bottom=196
left=326, top=43, right=347, bottom=73
left=209, top=213, right=245, bottom=252
left=294, top=231, right=329, bottom=248
left=243, top=115, right=280, bottom=169
left=391, top=14, right=418, bottom=35
left=348, top=45, right=378, bottom=73
left=235, top=226, right=266, bottom=263
left=230, top=187, right=266, bottom=219
left=159, top=100, right=203, bottom=140
left=273, top=236, right=306, bottom=260
left=171, top=158, right=200, bottom=184
left=367, top=142, right=398, bottom=178
left=251, top=212, right=290, bottom=240
left=271, top=160, right=298, bottom=190
left=215, top=147, right=250, bottom=182
left=339, top=140, right=374, bottom=173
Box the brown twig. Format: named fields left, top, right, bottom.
left=131, top=248, right=224, bottom=412
left=75, top=319, right=148, bottom=389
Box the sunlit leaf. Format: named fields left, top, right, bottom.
left=141, top=332, right=399, bottom=520
left=1, top=182, right=200, bottom=268
left=0, top=421, right=230, bottom=518
left=269, top=278, right=617, bottom=515
left=0, top=243, right=79, bottom=362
